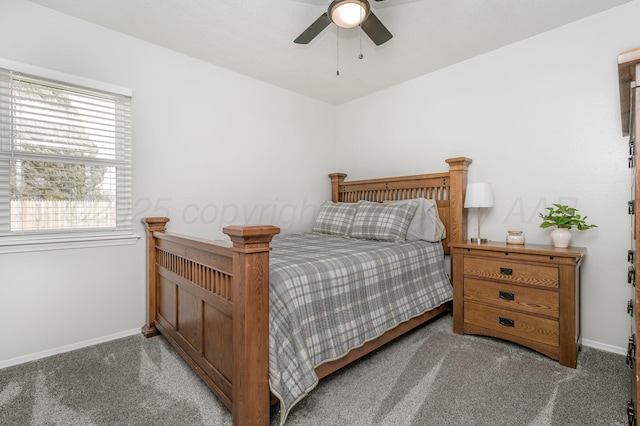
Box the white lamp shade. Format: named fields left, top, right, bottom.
left=464, top=182, right=494, bottom=208
left=329, top=0, right=370, bottom=28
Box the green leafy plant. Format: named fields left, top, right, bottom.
left=539, top=204, right=597, bottom=230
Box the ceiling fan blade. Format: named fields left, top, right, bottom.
left=294, top=13, right=331, bottom=44
left=361, top=11, right=393, bottom=46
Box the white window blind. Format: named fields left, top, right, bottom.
left=0, top=67, right=133, bottom=242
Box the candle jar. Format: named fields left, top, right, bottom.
left=506, top=230, right=525, bottom=245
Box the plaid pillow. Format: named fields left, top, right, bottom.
left=312, top=201, right=357, bottom=237
left=350, top=200, right=418, bottom=242
left=384, top=198, right=446, bottom=242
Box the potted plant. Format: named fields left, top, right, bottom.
left=539, top=204, right=597, bottom=248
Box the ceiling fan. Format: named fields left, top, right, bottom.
left=294, top=0, right=393, bottom=46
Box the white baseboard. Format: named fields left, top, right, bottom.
left=582, top=338, right=626, bottom=356
left=0, top=327, right=141, bottom=370
left=1, top=331, right=628, bottom=371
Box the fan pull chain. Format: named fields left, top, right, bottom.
left=336, top=26, right=340, bottom=76
left=359, top=25, right=364, bottom=60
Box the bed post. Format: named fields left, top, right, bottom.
left=141, top=217, right=170, bottom=338
left=329, top=173, right=347, bottom=202
left=445, top=157, right=472, bottom=243
left=223, top=225, right=280, bottom=426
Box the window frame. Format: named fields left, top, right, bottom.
left=0, top=58, right=137, bottom=253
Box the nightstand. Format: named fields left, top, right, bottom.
left=450, top=241, right=586, bottom=368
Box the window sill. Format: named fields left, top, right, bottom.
left=0, top=233, right=140, bottom=254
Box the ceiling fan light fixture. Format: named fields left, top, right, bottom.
left=329, top=0, right=370, bottom=29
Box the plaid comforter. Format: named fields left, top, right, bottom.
left=268, top=232, right=453, bottom=423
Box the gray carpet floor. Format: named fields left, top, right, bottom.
left=0, top=314, right=629, bottom=425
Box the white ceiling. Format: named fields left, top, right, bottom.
left=26, top=0, right=631, bottom=105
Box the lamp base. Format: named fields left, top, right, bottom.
left=470, top=237, right=489, bottom=244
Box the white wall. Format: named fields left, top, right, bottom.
left=336, top=1, right=640, bottom=353
left=0, top=0, right=335, bottom=366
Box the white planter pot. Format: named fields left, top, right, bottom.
left=550, top=227, right=571, bottom=248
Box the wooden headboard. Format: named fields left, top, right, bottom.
left=328, top=157, right=472, bottom=254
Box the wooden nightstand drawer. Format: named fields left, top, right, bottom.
left=464, top=302, right=559, bottom=349
left=463, top=278, right=559, bottom=318
left=464, top=257, right=559, bottom=289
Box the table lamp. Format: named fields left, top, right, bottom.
left=464, top=182, right=494, bottom=243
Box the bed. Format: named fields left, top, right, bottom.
left=141, top=157, right=471, bottom=425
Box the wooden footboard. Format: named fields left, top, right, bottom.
left=142, top=218, right=279, bottom=426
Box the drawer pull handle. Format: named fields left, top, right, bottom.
left=500, top=267, right=513, bottom=275
left=499, top=291, right=515, bottom=301
left=499, top=317, right=515, bottom=327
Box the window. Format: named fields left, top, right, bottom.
left=0, top=61, right=135, bottom=252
